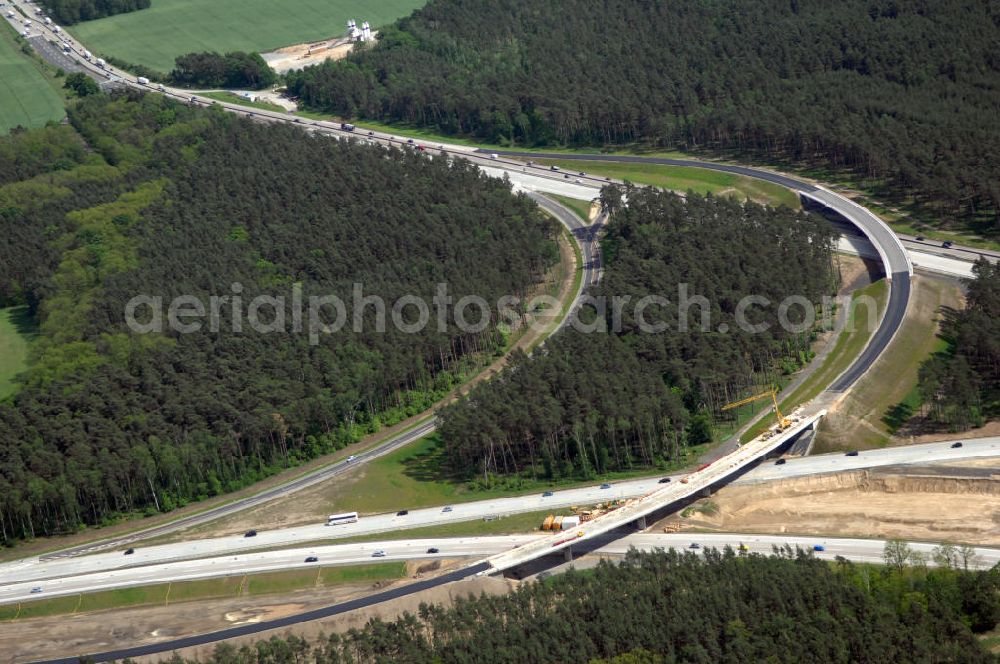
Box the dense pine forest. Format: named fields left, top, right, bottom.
left=36, top=0, right=150, bottom=25
left=918, top=260, right=1000, bottom=430
left=166, top=548, right=1000, bottom=663
left=286, top=0, right=1000, bottom=235
left=0, top=92, right=559, bottom=544
left=437, top=185, right=837, bottom=481
left=169, top=52, right=276, bottom=89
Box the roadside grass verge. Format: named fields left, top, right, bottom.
left=72, top=0, right=424, bottom=73
left=740, top=279, right=889, bottom=443
left=333, top=509, right=575, bottom=544
left=313, top=433, right=710, bottom=517
left=200, top=91, right=286, bottom=113
left=550, top=194, right=595, bottom=223
left=0, top=22, right=66, bottom=133
left=532, top=158, right=800, bottom=209
left=813, top=275, right=962, bottom=452
left=0, top=306, right=38, bottom=400
left=0, top=563, right=404, bottom=620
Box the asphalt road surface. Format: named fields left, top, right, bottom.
left=23, top=533, right=1000, bottom=663
left=7, top=532, right=1000, bottom=605
left=5, top=437, right=996, bottom=590
left=480, top=151, right=912, bottom=395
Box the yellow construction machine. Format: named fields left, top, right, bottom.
left=721, top=388, right=791, bottom=430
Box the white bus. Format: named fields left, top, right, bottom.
left=327, top=512, right=358, bottom=526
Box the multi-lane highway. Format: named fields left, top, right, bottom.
left=3, top=8, right=993, bottom=660
left=16, top=532, right=1000, bottom=664
left=5, top=533, right=1000, bottom=606
left=4, top=435, right=995, bottom=596
left=745, top=435, right=1000, bottom=482
left=41, top=419, right=434, bottom=559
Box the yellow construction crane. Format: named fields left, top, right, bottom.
left=721, top=388, right=791, bottom=430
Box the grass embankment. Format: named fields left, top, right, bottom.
left=0, top=306, right=37, bottom=400
left=740, top=279, right=889, bottom=443
left=200, top=91, right=286, bottom=113
left=551, top=194, right=595, bottom=223
left=0, top=562, right=404, bottom=621
left=72, top=0, right=424, bottom=72
left=533, top=158, right=800, bottom=209
left=335, top=509, right=576, bottom=544
left=300, top=433, right=706, bottom=518
left=812, top=275, right=963, bottom=452
left=0, top=22, right=66, bottom=133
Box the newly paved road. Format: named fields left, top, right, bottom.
left=22, top=533, right=1000, bottom=663
left=837, top=237, right=977, bottom=279
left=743, top=436, right=1000, bottom=483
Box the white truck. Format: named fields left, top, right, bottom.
left=61, top=42, right=70, bottom=53
left=83, top=50, right=92, bottom=60
left=43, top=16, right=50, bottom=24
left=96, top=58, right=106, bottom=69
left=137, top=76, right=150, bottom=85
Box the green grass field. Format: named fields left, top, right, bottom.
left=72, top=0, right=425, bottom=73
left=0, top=24, right=65, bottom=133
left=0, top=306, right=38, bottom=400
left=534, top=158, right=801, bottom=209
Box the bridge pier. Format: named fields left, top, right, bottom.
left=564, top=546, right=573, bottom=563
left=635, top=515, right=647, bottom=530
left=700, top=487, right=712, bottom=498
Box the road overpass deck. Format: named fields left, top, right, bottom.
left=486, top=409, right=826, bottom=572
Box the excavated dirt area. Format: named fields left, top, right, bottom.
left=261, top=36, right=368, bottom=74
left=0, top=563, right=517, bottom=664
left=662, top=467, right=1000, bottom=545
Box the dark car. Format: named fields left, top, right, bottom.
left=367, top=130, right=374, bottom=136
left=578, top=171, right=586, bottom=176
left=407, top=138, right=415, bottom=144
left=396, top=510, right=409, bottom=516
left=244, top=529, right=257, bottom=537
left=542, top=491, right=554, bottom=497
left=951, top=441, right=963, bottom=448
left=426, top=547, right=440, bottom=554
left=813, top=545, right=826, bottom=552
left=304, top=556, right=319, bottom=563
left=942, top=240, right=954, bottom=248
left=600, top=483, right=612, bottom=489
left=124, top=548, right=135, bottom=555
left=915, top=235, right=925, bottom=241
left=775, top=458, right=787, bottom=465
left=658, top=477, right=672, bottom=483
left=689, top=542, right=701, bottom=549
left=845, top=451, right=859, bottom=457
